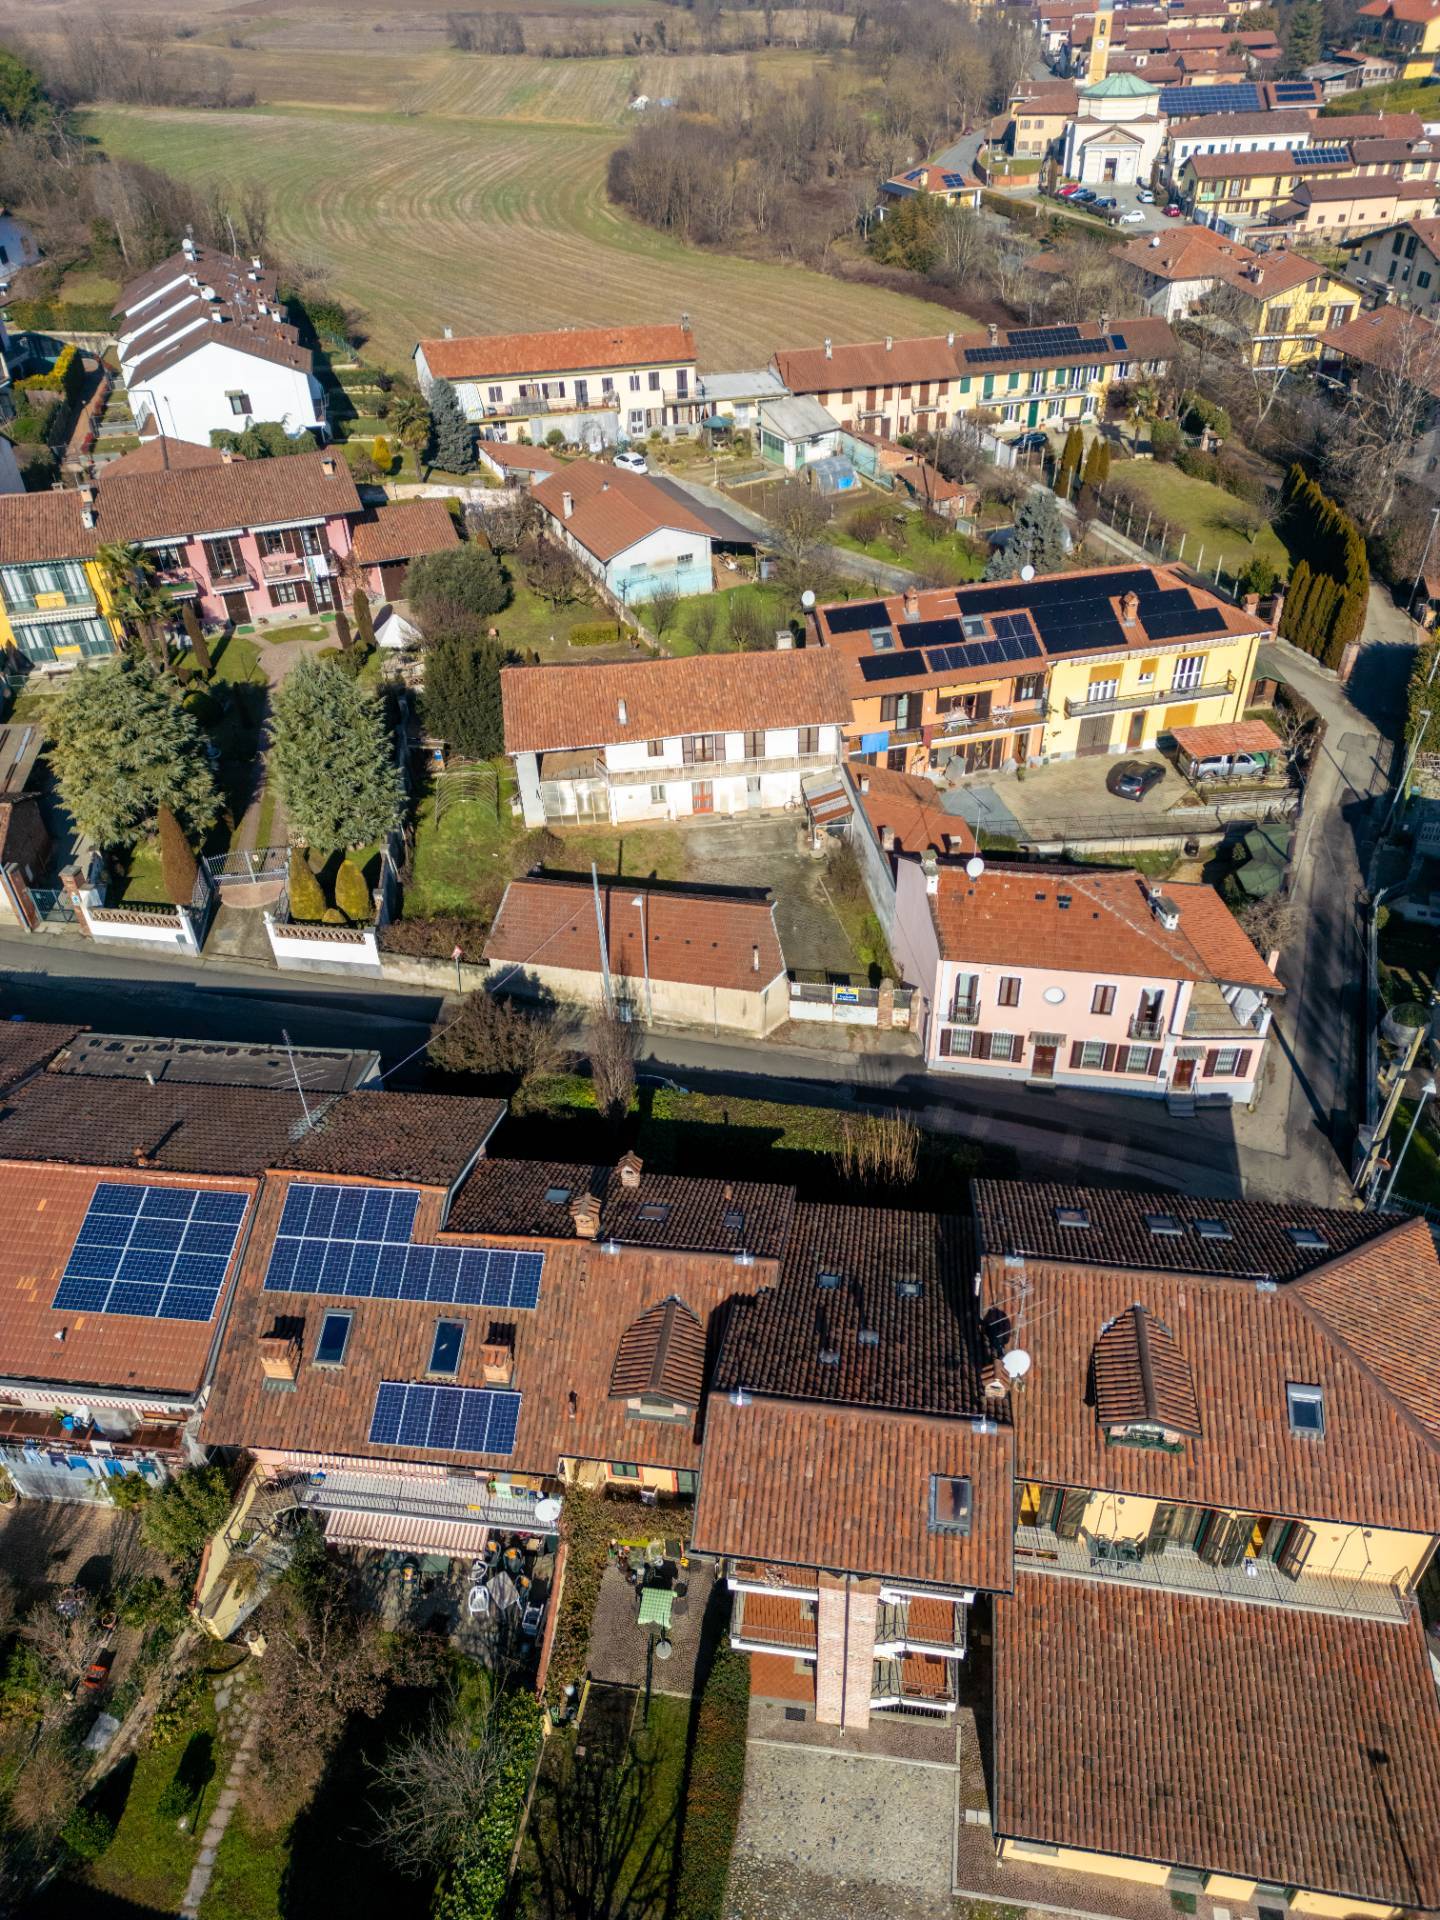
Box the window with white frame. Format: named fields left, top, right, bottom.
left=649, top=783, right=666, bottom=806
left=1122, top=1044, right=1153, bottom=1073
left=1172, top=653, right=1205, bottom=691
left=1078, top=1039, right=1105, bottom=1069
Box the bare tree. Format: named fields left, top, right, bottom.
left=429, top=991, right=569, bottom=1085
left=1238, top=891, right=1296, bottom=958
left=473, top=490, right=539, bottom=556
left=1319, top=311, right=1440, bottom=534
left=524, top=537, right=588, bottom=609
left=588, top=1001, right=636, bottom=1122
left=767, top=483, right=830, bottom=592
left=370, top=1696, right=508, bottom=1872
left=833, top=1109, right=921, bottom=1188
left=21, top=1590, right=99, bottom=1689
left=646, top=584, right=680, bottom=635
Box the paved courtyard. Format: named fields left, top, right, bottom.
left=942, top=749, right=1185, bottom=841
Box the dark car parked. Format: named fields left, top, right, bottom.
left=1107, top=760, right=1166, bottom=802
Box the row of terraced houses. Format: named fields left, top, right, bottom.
left=3, top=1022, right=1438, bottom=1920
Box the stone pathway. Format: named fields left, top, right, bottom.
left=180, top=1667, right=257, bottom=1919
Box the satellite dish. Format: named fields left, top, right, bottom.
left=966, top=855, right=986, bottom=880
left=535, top=1497, right=562, bottom=1526
left=801, top=589, right=816, bottom=609
left=1001, top=1348, right=1032, bottom=1382
left=1019, top=564, right=1036, bottom=582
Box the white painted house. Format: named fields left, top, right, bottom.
left=530, top=459, right=717, bottom=604
left=501, top=648, right=850, bottom=827
left=115, top=240, right=326, bottom=449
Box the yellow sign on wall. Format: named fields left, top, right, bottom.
left=34, top=591, right=67, bottom=610
left=54, top=644, right=82, bottom=659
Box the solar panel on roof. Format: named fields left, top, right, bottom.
left=52, top=1183, right=248, bottom=1322
left=941, top=172, right=967, bottom=188
left=1292, top=145, right=1348, bottom=165
left=907, top=616, right=964, bottom=648
left=859, top=653, right=915, bottom=683
left=368, top=1381, right=521, bottom=1457
left=1143, top=607, right=1227, bottom=641
left=993, top=612, right=1032, bottom=641
left=1161, top=82, right=1260, bottom=115
left=825, top=600, right=888, bottom=634
left=265, top=1182, right=544, bottom=1311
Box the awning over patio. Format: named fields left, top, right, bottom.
left=322, top=1508, right=490, bottom=1556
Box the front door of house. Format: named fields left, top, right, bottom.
left=1032, top=1043, right=1057, bottom=1081
left=1027, top=401, right=1039, bottom=427
left=1127, top=711, right=1145, bottom=749
left=1077, top=714, right=1112, bottom=756
left=691, top=780, right=714, bottom=815
left=1173, top=1057, right=1197, bottom=1092
left=222, top=590, right=249, bottom=627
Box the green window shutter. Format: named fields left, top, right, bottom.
left=1056, top=1489, right=1089, bottom=1540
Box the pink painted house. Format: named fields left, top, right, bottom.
left=892, top=852, right=1282, bottom=1104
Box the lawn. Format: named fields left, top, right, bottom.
left=831, top=505, right=987, bottom=582
left=1386, top=1096, right=1440, bottom=1208
left=1106, top=461, right=1289, bottom=579
left=82, top=63, right=962, bottom=368
left=403, top=767, right=523, bottom=920
left=114, top=838, right=170, bottom=905
left=493, top=576, right=615, bottom=660
left=663, top=581, right=796, bottom=655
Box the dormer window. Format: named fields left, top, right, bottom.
left=816, top=1270, right=841, bottom=1290
left=1091, top=1304, right=1201, bottom=1451
left=1144, top=1212, right=1183, bottom=1237
left=928, top=1474, right=972, bottom=1536
left=1194, top=1218, right=1232, bottom=1241
left=1287, top=1382, right=1325, bottom=1436
left=638, top=1202, right=671, bottom=1223
left=1055, top=1206, right=1090, bottom=1228
left=1286, top=1227, right=1328, bottom=1251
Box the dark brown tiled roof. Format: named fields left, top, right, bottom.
left=278, top=1091, right=505, bottom=1190
left=201, top=1174, right=764, bottom=1474
left=501, top=648, right=850, bottom=754
left=995, top=1574, right=1440, bottom=1908
left=101, top=438, right=231, bottom=478
left=0, top=1022, right=81, bottom=1094
left=973, top=1180, right=1394, bottom=1281
left=447, top=1157, right=796, bottom=1256
left=713, top=1204, right=989, bottom=1416
left=350, top=500, right=460, bottom=569
left=0, top=1161, right=256, bottom=1398
left=693, top=1392, right=1013, bottom=1590
left=1090, top=1303, right=1201, bottom=1436
left=0, top=1075, right=308, bottom=1177
left=609, top=1296, right=707, bottom=1402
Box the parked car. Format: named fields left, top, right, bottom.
left=1074, top=187, right=1098, bottom=203
left=1192, top=750, right=1267, bottom=782
left=1119, top=209, right=1146, bottom=224
left=1094, top=195, right=1118, bottom=211
left=1163, top=202, right=1184, bottom=218
left=613, top=449, right=649, bottom=473
left=1138, top=189, right=1156, bottom=204
left=1011, top=430, right=1049, bottom=452
left=1057, top=183, right=1082, bottom=198
left=1107, top=760, right=1166, bottom=802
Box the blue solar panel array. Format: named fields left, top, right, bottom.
left=1161, top=82, right=1260, bottom=117
left=52, top=1184, right=249, bottom=1322
left=369, top=1381, right=521, bottom=1456
left=1292, top=146, right=1349, bottom=166
left=263, top=1183, right=544, bottom=1310
left=1273, top=79, right=1320, bottom=103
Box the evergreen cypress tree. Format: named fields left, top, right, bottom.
left=1056, top=424, right=1084, bottom=496
left=334, top=857, right=371, bottom=922
left=333, top=601, right=353, bottom=651
left=421, top=635, right=506, bottom=760
left=428, top=377, right=475, bottom=474
left=1281, top=560, right=1311, bottom=643
left=352, top=588, right=376, bottom=651
left=157, top=804, right=198, bottom=906
left=287, top=847, right=328, bottom=923
left=181, top=601, right=212, bottom=677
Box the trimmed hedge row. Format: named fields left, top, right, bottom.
left=6, top=299, right=114, bottom=331
left=672, top=1646, right=750, bottom=1920
left=569, top=620, right=623, bottom=647
left=542, top=1484, right=660, bottom=1710
left=18, top=342, right=82, bottom=405
left=432, top=1691, right=544, bottom=1920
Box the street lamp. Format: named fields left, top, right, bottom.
left=631, top=894, right=652, bottom=1026
left=1380, top=1077, right=1438, bottom=1209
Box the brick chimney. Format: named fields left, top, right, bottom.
left=219, top=449, right=234, bottom=465
left=885, top=334, right=893, bottom=351
left=571, top=1191, right=602, bottom=1239
left=988, top=322, right=999, bottom=345
left=752, top=942, right=760, bottom=973
left=1121, top=590, right=1139, bottom=625
left=258, top=1330, right=301, bottom=1382
left=480, top=1328, right=515, bottom=1385
left=903, top=588, right=920, bottom=621
left=824, top=337, right=833, bottom=358
left=321, top=454, right=337, bottom=477
left=922, top=848, right=940, bottom=895
left=617, top=1150, right=643, bottom=1189
left=562, top=489, right=574, bottom=519
left=1242, top=591, right=1260, bottom=615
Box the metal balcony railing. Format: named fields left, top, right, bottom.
left=950, top=999, right=981, bottom=1026
left=1128, top=1015, right=1166, bottom=1041
left=1064, top=674, right=1235, bottom=718
left=939, top=700, right=1047, bottom=739
left=259, top=550, right=308, bottom=581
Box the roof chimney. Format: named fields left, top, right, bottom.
left=1150, top=234, right=1161, bottom=248
left=988, top=322, right=999, bottom=345
left=570, top=1191, right=602, bottom=1239
left=1121, top=589, right=1139, bottom=625
left=903, top=587, right=920, bottom=621
left=258, top=1328, right=301, bottom=1382
left=618, top=695, right=628, bottom=725
left=321, top=454, right=337, bottom=476
left=1099, top=310, right=1111, bottom=334
left=251, top=255, right=262, bottom=270
left=562, top=489, right=574, bottom=519
left=1242, top=590, right=1260, bottom=614
left=1149, top=888, right=1181, bottom=930
left=947, top=329, right=955, bottom=346
left=442, top=324, right=453, bottom=339
left=881, top=824, right=896, bottom=850
left=617, top=1150, right=643, bottom=1189
left=752, top=943, right=760, bottom=973
left=480, top=1329, right=515, bottom=1385
left=220, top=448, right=234, bottom=464
left=859, top=773, right=870, bottom=793
left=885, top=334, right=893, bottom=351
left=824, top=336, right=833, bottom=358
left=922, top=848, right=940, bottom=895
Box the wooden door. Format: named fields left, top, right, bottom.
left=691, top=780, right=714, bottom=815
left=222, top=591, right=249, bottom=626
left=1126, top=711, right=1145, bottom=749
left=1173, top=1057, right=1197, bottom=1092
left=1076, top=713, right=1112, bottom=756
left=1032, top=1043, right=1057, bottom=1080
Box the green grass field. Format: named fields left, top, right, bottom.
left=82, top=52, right=963, bottom=370
left=1108, top=462, right=1288, bottom=579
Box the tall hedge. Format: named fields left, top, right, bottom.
left=432, top=1693, right=543, bottom=1920
left=6, top=299, right=114, bottom=331
left=672, top=1646, right=750, bottom=1920
left=1278, top=464, right=1368, bottom=668
left=17, top=342, right=82, bottom=407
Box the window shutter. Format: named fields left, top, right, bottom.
left=1277, top=1522, right=1316, bottom=1580
left=939, top=1028, right=954, bottom=1058
left=1070, top=1041, right=1084, bottom=1069
left=1146, top=1504, right=1177, bottom=1555
left=974, top=1031, right=992, bottom=1061
left=1056, top=1489, right=1089, bottom=1540
left=1146, top=1048, right=1161, bottom=1076
left=1204, top=1049, right=1220, bottom=1076
left=1233, top=1048, right=1252, bottom=1079
left=1102, top=1044, right=1117, bottom=1072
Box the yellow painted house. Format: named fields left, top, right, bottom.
left=0, top=488, right=123, bottom=669
left=949, top=316, right=1179, bottom=438
left=1357, top=0, right=1440, bottom=78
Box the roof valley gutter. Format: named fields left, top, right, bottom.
left=200, top=1179, right=267, bottom=1403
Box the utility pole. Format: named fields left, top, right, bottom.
left=1380, top=1077, right=1437, bottom=1209
left=630, top=894, right=653, bottom=1025
left=591, top=863, right=613, bottom=1015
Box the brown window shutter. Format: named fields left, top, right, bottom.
left=1277, top=1522, right=1315, bottom=1579
left=1056, top=1489, right=1089, bottom=1540
left=1147, top=1048, right=1161, bottom=1076
left=939, top=1028, right=954, bottom=1057
left=1102, top=1044, right=1117, bottom=1072
left=1204, top=1049, right=1220, bottom=1076
left=974, top=1031, right=992, bottom=1061
left=1233, top=1048, right=1252, bottom=1079
left=1070, top=1041, right=1084, bottom=1069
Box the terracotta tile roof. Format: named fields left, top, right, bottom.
left=127, top=317, right=313, bottom=386
left=1299, top=171, right=1419, bottom=201
left=1170, top=719, right=1283, bottom=755
left=774, top=335, right=964, bottom=395
left=1010, top=80, right=1081, bottom=112
left=500, top=647, right=849, bottom=753
left=1321, top=302, right=1440, bottom=398
left=1407, top=215, right=1440, bottom=252
left=693, top=1391, right=1014, bottom=1589
left=0, top=1161, right=256, bottom=1397
left=855, top=764, right=977, bottom=860
left=1317, top=111, right=1424, bottom=138
left=713, top=1203, right=989, bottom=1416
left=483, top=876, right=786, bottom=993
left=101, top=438, right=230, bottom=478
left=530, top=458, right=714, bottom=563
left=1091, top=1302, right=1202, bottom=1435
left=116, top=245, right=280, bottom=319
left=417, top=324, right=695, bottom=382
left=749, top=1650, right=816, bottom=1701
left=1167, top=106, right=1314, bottom=134
left=350, top=500, right=459, bottom=569
left=448, top=1156, right=796, bottom=1256
left=609, top=1295, right=707, bottom=1402
left=0, top=452, right=362, bottom=564
left=738, top=1590, right=817, bottom=1649
left=994, top=1575, right=1440, bottom=1907
left=200, top=1172, right=764, bottom=1475
left=954, top=317, right=1177, bottom=381
left=277, top=1092, right=505, bottom=1188
left=975, top=1190, right=1440, bottom=1532
left=927, top=860, right=1282, bottom=992
left=0, top=796, right=48, bottom=872
left=475, top=441, right=566, bottom=473
left=1352, top=134, right=1435, bottom=162
left=0, top=1022, right=82, bottom=1093
left=1117, top=226, right=1331, bottom=296
left=1357, top=0, right=1440, bottom=22
left=1184, top=148, right=1321, bottom=178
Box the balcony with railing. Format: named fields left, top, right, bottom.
left=288, top=1466, right=548, bottom=1537
left=207, top=561, right=254, bottom=590
left=478, top=392, right=624, bottom=420
left=727, top=1560, right=820, bottom=1598
left=938, top=699, right=1047, bottom=740
left=949, top=995, right=981, bottom=1026
left=730, top=1588, right=818, bottom=1657
left=259, top=549, right=310, bottom=583
left=874, top=1595, right=967, bottom=1658
left=1128, top=1014, right=1166, bottom=1041
left=1064, top=672, right=1235, bottom=719
left=156, top=566, right=202, bottom=600
left=1014, top=1521, right=1412, bottom=1622
left=871, top=1653, right=957, bottom=1714
left=1183, top=981, right=1270, bottom=1038
left=4, top=589, right=99, bottom=621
